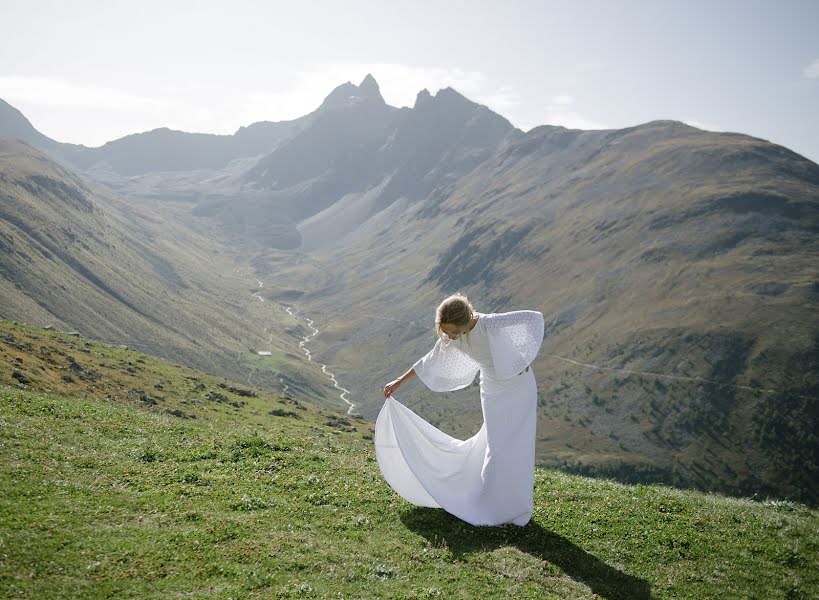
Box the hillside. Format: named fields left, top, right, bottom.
left=1, top=320, right=817, bottom=599
left=0, top=320, right=368, bottom=435
left=252, top=120, right=819, bottom=505
left=0, top=99, right=60, bottom=151
left=0, top=139, right=344, bottom=408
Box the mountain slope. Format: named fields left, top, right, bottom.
left=254, top=120, right=819, bottom=504
left=0, top=99, right=60, bottom=150
left=1, top=321, right=816, bottom=600
left=196, top=78, right=517, bottom=251
left=0, top=139, right=337, bottom=405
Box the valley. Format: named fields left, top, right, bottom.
left=1, top=75, right=817, bottom=505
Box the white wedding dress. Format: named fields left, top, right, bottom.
left=375, top=311, right=544, bottom=526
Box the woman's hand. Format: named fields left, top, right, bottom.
left=383, top=369, right=415, bottom=398
left=383, top=378, right=402, bottom=398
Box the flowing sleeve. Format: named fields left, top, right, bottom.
left=484, top=310, right=545, bottom=380
left=412, top=338, right=480, bottom=392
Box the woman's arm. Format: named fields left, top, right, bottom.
left=383, top=368, right=416, bottom=398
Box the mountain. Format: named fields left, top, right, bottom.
left=0, top=100, right=309, bottom=177
left=273, top=118, right=819, bottom=503
left=190, top=77, right=516, bottom=251
left=55, top=116, right=315, bottom=176
left=1, top=77, right=818, bottom=504
left=2, top=320, right=817, bottom=600
left=230, top=80, right=516, bottom=248
left=0, top=98, right=60, bottom=150
left=0, top=139, right=336, bottom=404
left=238, top=117, right=819, bottom=503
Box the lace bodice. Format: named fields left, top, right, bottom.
left=455, top=316, right=496, bottom=379
left=412, top=310, right=544, bottom=392
left=483, top=310, right=545, bottom=379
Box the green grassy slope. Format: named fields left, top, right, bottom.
left=1, top=322, right=817, bottom=599
left=0, top=320, right=364, bottom=435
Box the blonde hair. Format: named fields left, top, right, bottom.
left=435, top=293, right=476, bottom=342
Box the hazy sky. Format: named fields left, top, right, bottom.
left=2, top=0, right=818, bottom=163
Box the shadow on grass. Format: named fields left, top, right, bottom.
left=400, top=507, right=653, bottom=600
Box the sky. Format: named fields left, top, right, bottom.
left=1, top=0, right=818, bottom=163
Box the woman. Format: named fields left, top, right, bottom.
left=376, top=294, right=544, bottom=526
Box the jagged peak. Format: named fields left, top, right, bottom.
left=359, top=74, right=380, bottom=96
left=413, top=88, right=432, bottom=108
left=412, top=86, right=476, bottom=109
left=435, top=86, right=469, bottom=100
left=319, top=75, right=385, bottom=111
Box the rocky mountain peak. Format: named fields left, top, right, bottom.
left=358, top=73, right=382, bottom=98
left=414, top=88, right=432, bottom=108
left=319, top=75, right=386, bottom=112
left=412, top=86, right=479, bottom=116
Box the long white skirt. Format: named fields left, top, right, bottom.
left=375, top=368, right=537, bottom=526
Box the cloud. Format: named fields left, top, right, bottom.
left=542, top=95, right=607, bottom=130
left=683, top=117, right=723, bottom=132
left=0, top=75, right=171, bottom=111
left=474, top=84, right=522, bottom=116
left=550, top=95, right=574, bottom=106
left=802, top=58, right=819, bottom=79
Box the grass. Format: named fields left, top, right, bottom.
left=1, top=325, right=818, bottom=598
left=0, top=320, right=354, bottom=432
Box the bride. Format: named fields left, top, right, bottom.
left=377, top=294, right=544, bottom=526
